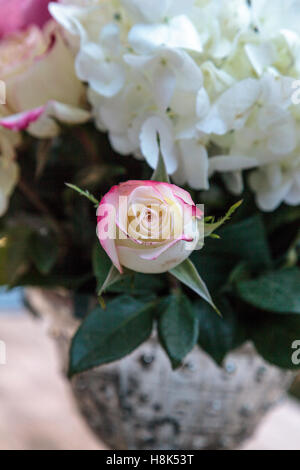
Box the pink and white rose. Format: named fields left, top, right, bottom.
left=0, top=21, right=89, bottom=137
left=0, top=0, right=56, bottom=38
left=0, top=0, right=89, bottom=137
left=96, top=180, right=203, bottom=274
left=0, top=0, right=89, bottom=216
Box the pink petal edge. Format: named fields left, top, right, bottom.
left=0, top=106, right=45, bottom=131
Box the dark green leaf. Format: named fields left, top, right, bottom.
left=108, top=272, right=165, bottom=296
left=266, top=204, right=300, bottom=233
left=191, top=252, right=235, bottom=292
left=69, top=295, right=155, bottom=376
left=191, top=216, right=271, bottom=295
left=195, top=298, right=247, bottom=365
left=29, top=231, right=58, bottom=275
left=227, top=261, right=252, bottom=285
left=215, top=214, right=272, bottom=269
left=236, top=268, right=300, bottom=314
left=191, top=215, right=272, bottom=295
left=251, top=313, right=300, bottom=369
left=73, top=293, right=93, bottom=320
left=158, top=293, right=199, bottom=368
left=92, top=243, right=112, bottom=290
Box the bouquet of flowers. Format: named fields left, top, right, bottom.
left=1, top=0, right=300, bottom=377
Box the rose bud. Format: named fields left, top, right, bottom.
left=96, top=180, right=203, bottom=274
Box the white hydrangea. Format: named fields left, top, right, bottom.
left=50, top=0, right=300, bottom=211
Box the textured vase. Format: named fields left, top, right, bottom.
left=26, top=289, right=294, bottom=450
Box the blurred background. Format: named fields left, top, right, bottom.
left=0, top=288, right=300, bottom=451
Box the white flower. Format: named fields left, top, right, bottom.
left=197, top=78, right=261, bottom=135
left=207, top=73, right=299, bottom=196
left=124, top=47, right=203, bottom=110
left=121, top=0, right=195, bottom=24
left=51, top=0, right=300, bottom=211
left=249, top=154, right=300, bottom=211
left=128, top=15, right=203, bottom=54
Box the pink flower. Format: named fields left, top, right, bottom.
left=0, top=23, right=89, bottom=137
left=96, top=180, right=203, bottom=274
left=0, top=0, right=56, bottom=38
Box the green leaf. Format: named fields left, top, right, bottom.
left=266, top=204, right=300, bottom=234
left=191, top=215, right=271, bottom=296
left=108, top=272, right=166, bottom=296
left=236, top=267, right=300, bottom=314
left=92, top=243, right=112, bottom=291
left=29, top=231, right=58, bottom=275
left=204, top=200, right=243, bottom=238
left=151, top=150, right=170, bottom=183
left=219, top=215, right=272, bottom=269
left=158, top=293, right=199, bottom=369
left=227, top=261, right=252, bottom=286
left=170, top=258, right=220, bottom=315
left=0, top=226, right=32, bottom=285
left=250, top=313, right=300, bottom=369
left=69, top=295, right=155, bottom=376
left=73, top=293, right=93, bottom=320
left=195, top=298, right=247, bottom=366
left=98, top=264, right=126, bottom=296
left=65, top=183, right=99, bottom=207
left=191, top=252, right=235, bottom=293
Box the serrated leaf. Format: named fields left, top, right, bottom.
left=151, top=150, right=170, bottom=183
left=170, top=258, right=220, bottom=315
left=69, top=295, right=155, bottom=376
left=236, top=267, right=300, bottom=314
left=204, top=200, right=242, bottom=238
left=158, top=293, right=199, bottom=369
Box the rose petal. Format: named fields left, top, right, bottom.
left=0, top=107, right=44, bottom=131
